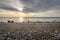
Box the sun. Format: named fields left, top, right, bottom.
left=18, top=8, right=23, bottom=12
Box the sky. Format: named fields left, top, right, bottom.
left=0, top=0, right=60, bottom=17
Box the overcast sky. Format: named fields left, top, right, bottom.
left=0, top=0, right=60, bottom=12
left=0, top=0, right=60, bottom=17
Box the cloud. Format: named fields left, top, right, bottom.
left=0, top=0, right=60, bottom=12
left=0, top=0, right=24, bottom=12
left=20, top=0, right=60, bottom=12
left=0, top=4, right=20, bottom=12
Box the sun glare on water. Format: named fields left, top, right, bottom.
left=18, top=13, right=25, bottom=22
left=19, top=17, right=24, bottom=22
left=18, top=13, right=33, bottom=22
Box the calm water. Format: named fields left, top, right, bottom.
left=0, top=17, right=60, bottom=22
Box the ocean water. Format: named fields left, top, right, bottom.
left=0, top=17, right=19, bottom=22
left=24, top=17, right=60, bottom=22
left=0, top=17, right=60, bottom=22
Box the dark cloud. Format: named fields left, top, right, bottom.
left=0, top=4, right=20, bottom=12
left=0, top=0, right=60, bottom=12
left=0, top=0, right=21, bottom=12
left=20, top=0, right=60, bottom=12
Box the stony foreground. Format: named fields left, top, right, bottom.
left=0, top=22, right=60, bottom=40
